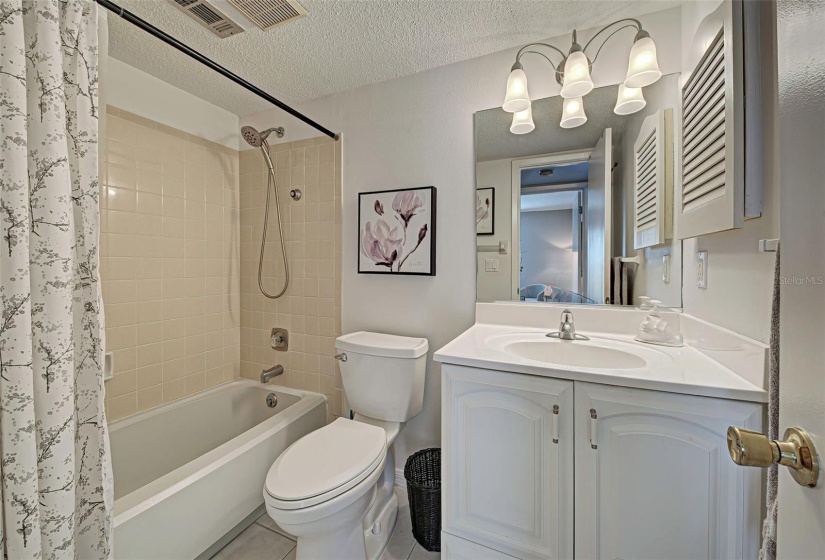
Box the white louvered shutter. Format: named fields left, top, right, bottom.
left=677, top=3, right=744, bottom=239
left=634, top=109, right=673, bottom=249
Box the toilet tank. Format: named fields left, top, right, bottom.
left=335, top=332, right=428, bottom=423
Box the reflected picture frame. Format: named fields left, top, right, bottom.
left=476, top=187, right=495, bottom=235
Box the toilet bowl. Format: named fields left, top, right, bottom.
left=263, top=332, right=428, bottom=560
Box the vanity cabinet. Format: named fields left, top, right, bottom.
left=442, top=366, right=574, bottom=560
left=441, top=364, right=763, bottom=560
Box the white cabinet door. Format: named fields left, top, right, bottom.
left=442, top=365, right=574, bottom=560
left=441, top=532, right=518, bottom=559
left=574, top=382, right=762, bottom=560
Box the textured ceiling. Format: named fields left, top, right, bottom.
left=106, top=0, right=678, bottom=116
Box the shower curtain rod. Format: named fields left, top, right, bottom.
left=95, top=0, right=340, bottom=141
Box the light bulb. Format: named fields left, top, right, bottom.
left=510, top=106, right=535, bottom=135
left=560, top=50, right=594, bottom=99
left=624, top=36, right=662, bottom=88
left=560, top=97, right=587, bottom=129
left=503, top=65, right=531, bottom=113
left=614, top=84, right=646, bottom=115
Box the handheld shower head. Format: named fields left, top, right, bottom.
left=241, top=125, right=285, bottom=147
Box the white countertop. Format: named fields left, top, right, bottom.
left=434, top=323, right=767, bottom=403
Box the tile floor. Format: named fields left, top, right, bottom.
left=211, top=489, right=439, bottom=560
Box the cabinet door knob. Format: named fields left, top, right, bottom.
left=727, top=426, right=820, bottom=487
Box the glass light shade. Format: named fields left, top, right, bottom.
left=560, top=50, right=594, bottom=99
left=614, top=84, right=646, bottom=115
left=503, top=68, right=531, bottom=113
left=624, top=36, right=662, bottom=88
left=560, top=97, right=587, bottom=129
left=510, top=106, right=535, bottom=135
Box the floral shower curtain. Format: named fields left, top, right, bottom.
left=0, top=1, right=113, bottom=558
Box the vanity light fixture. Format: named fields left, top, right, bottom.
left=502, top=20, right=661, bottom=132
left=510, top=105, right=536, bottom=134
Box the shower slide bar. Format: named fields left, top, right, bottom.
left=95, top=0, right=340, bottom=141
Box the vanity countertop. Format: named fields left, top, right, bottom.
left=435, top=323, right=767, bottom=403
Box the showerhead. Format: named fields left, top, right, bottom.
left=241, top=125, right=285, bottom=147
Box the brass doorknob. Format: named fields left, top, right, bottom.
left=727, top=426, right=820, bottom=487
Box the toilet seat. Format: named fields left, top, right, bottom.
left=265, top=418, right=387, bottom=510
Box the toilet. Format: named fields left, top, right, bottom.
left=264, top=331, right=428, bottom=560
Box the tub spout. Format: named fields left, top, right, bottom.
left=261, top=365, right=284, bottom=384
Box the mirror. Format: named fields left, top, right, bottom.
left=475, top=74, right=683, bottom=307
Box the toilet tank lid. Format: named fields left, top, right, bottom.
left=336, top=331, right=428, bottom=359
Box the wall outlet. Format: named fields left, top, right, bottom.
left=485, top=258, right=499, bottom=272
left=696, top=251, right=708, bottom=288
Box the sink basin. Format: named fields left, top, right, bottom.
left=487, top=333, right=671, bottom=370
left=504, top=340, right=647, bottom=369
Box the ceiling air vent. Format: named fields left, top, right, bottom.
left=228, top=0, right=307, bottom=31
left=170, top=0, right=245, bottom=38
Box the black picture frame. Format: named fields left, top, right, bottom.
left=476, top=187, right=495, bottom=235
left=357, top=186, right=437, bottom=276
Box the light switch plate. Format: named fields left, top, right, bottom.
left=696, top=251, right=708, bottom=288
left=485, top=258, right=499, bottom=272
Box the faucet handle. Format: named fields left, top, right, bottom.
left=559, top=309, right=574, bottom=330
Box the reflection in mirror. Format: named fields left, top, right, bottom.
left=475, top=75, right=682, bottom=307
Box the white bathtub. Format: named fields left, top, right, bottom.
left=110, top=379, right=326, bottom=559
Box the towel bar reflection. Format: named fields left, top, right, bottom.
left=619, top=255, right=641, bottom=264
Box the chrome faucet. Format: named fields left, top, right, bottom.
left=547, top=309, right=589, bottom=341
left=261, top=364, right=284, bottom=383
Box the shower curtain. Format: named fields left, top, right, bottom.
left=0, top=1, right=113, bottom=558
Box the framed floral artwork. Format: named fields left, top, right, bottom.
left=358, top=186, right=436, bottom=275
left=476, top=188, right=495, bottom=235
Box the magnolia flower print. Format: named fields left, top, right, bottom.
left=476, top=194, right=490, bottom=225
left=361, top=219, right=403, bottom=268
left=362, top=189, right=430, bottom=272
left=392, top=191, right=424, bottom=228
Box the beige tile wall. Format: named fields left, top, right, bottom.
left=101, top=106, right=241, bottom=421
left=239, top=137, right=343, bottom=422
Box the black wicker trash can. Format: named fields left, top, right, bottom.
left=404, top=448, right=441, bottom=552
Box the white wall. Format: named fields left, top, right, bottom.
left=105, top=58, right=240, bottom=150
left=476, top=159, right=513, bottom=301
left=680, top=1, right=779, bottom=344
left=241, top=7, right=684, bottom=465
left=619, top=73, right=683, bottom=307
left=520, top=210, right=576, bottom=291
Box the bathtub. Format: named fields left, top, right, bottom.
left=110, top=379, right=326, bottom=559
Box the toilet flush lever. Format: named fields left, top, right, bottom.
left=334, top=353, right=347, bottom=362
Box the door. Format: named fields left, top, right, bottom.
left=585, top=129, right=612, bottom=304
left=575, top=382, right=762, bottom=560
left=775, top=0, right=825, bottom=554
left=441, top=365, right=574, bottom=559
